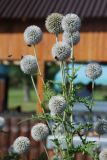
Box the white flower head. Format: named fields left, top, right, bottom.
left=13, top=136, right=31, bottom=154
left=86, top=63, right=102, bottom=80
left=99, top=149, right=107, bottom=160
left=48, top=95, right=67, bottom=115
left=31, top=123, right=49, bottom=141
left=20, top=55, right=37, bottom=75
left=8, top=145, right=16, bottom=154
left=0, top=116, right=5, bottom=130
left=24, top=25, right=42, bottom=46
left=52, top=41, right=71, bottom=61
left=62, top=13, right=81, bottom=33
left=94, top=119, right=107, bottom=135
left=62, top=31, right=80, bottom=46
left=45, top=13, right=63, bottom=35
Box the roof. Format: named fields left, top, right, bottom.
left=0, top=0, right=107, bottom=19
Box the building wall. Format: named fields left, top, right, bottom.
left=0, top=20, right=107, bottom=62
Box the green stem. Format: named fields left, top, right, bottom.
left=42, top=141, right=50, bottom=160
left=33, top=45, right=45, bottom=85
left=31, top=75, right=41, bottom=104
left=60, top=61, right=66, bottom=97
left=92, top=80, right=95, bottom=104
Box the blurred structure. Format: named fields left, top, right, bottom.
left=0, top=64, right=9, bottom=111
left=0, top=0, right=107, bottom=111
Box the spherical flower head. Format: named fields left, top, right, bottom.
left=45, top=13, right=63, bottom=35
left=99, top=149, right=107, bottom=160
left=52, top=41, right=71, bottom=61
left=48, top=95, right=67, bottom=115
left=20, top=55, right=37, bottom=75
left=86, top=63, right=102, bottom=80
left=94, top=119, right=107, bottom=135
left=0, top=116, right=5, bottom=130
left=62, top=31, right=80, bottom=46
left=8, top=145, right=16, bottom=154
left=24, top=25, right=42, bottom=46
left=31, top=123, right=49, bottom=141
left=62, top=13, right=81, bottom=33
left=13, top=136, right=31, bottom=154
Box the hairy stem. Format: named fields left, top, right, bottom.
left=42, top=141, right=50, bottom=160
left=31, top=75, right=41, bottom=104
left=33, top=45, right=45, bottom=85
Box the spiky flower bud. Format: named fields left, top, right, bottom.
left=45, top=13, right=63, bottom=35
left=99, top=149, right=107, bottom=160
left=13, top=136, right=31, bottom=154
left=52, top=42, right=71, bottom=61
left=62, top=31, right=80, bottom=46
left=62, top=13, right=81, bottom=33
left=31, top=123, right=49, bottom=141
left=85, top=63, right=102, bottom=80
left=0, top=116, right=5, bottom=130
left=20, top=55, right=37, bottom=75
left=94, top=119, right=107, bottom=135
left=24, top=25, right=42, bottom=46
left=48, top=95, right=67, bottom=115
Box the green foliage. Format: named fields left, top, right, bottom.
left=0, top=153, right=20, bottom=160
left=32, top=62, right=99, bottom=160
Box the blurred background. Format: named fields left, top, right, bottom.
left=0, top=0, right=107, bottom=159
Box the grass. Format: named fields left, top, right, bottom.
left=8, top=86, right=107, bottom=112
left=8, top=88, right=37, bottom=112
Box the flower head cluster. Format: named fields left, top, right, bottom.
left=13, top=136, right=31, bottom=154
left=52, top=42, right=71, bottom=61
left=20, top=55, right=37, bottom=75
left=0, top=116, right=5, bottom=130
left=24, top=25, right=42, bottom=46
left=48, top=95, right=67, bottom=116
left=94, top=119, right=107, bottom=135
left=86, top=63, right=102, bottom=80
left=62, top=31, right=80, bottom=46
left=62, top=13, right=81, bottom=33
left=45, top=13, right=63, bottom=35
left=99, top=149, right=107, bottom=160
left=31, top=123, right=49, bottom=141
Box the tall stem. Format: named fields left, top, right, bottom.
left=33, top=45, right=45, bottom=85
left=60, top=61, right=66, bottom=97
left=56, top=34, right=59, bottom=42
left=69, top=35, right=74, bottom=125
left=92, top=80, right=95, bottom=104
left=42, top=141, right=50, bottom=160
left=31, top=75, right=41, bottom=104
left=70, top=35, right=74, bottom=96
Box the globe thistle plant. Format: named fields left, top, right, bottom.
left=48, top=95, right=67, bottom=116
left=0, top=116, right=5, bottom=130
left=20, top=55, right=37, bottom=75
left=45, top=13, right=63, bottom=35
left=86, top=63, right=102, bottom=80
left=99, top=149, right=107, bottom=160
left=31, top=123, right=49, bottom=141
left=52, top=41, right=71, bottom=61
left=17, top=12, right=101, bottom=160
left=62, top=13, right=81, bottom=33
left=62, top=31, right=80, bottom=46
left=13, top=136, right=31, bottom=154
left=24, top=25, right=42, bottom=46
left=94, top=119, right=107, bottom=135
